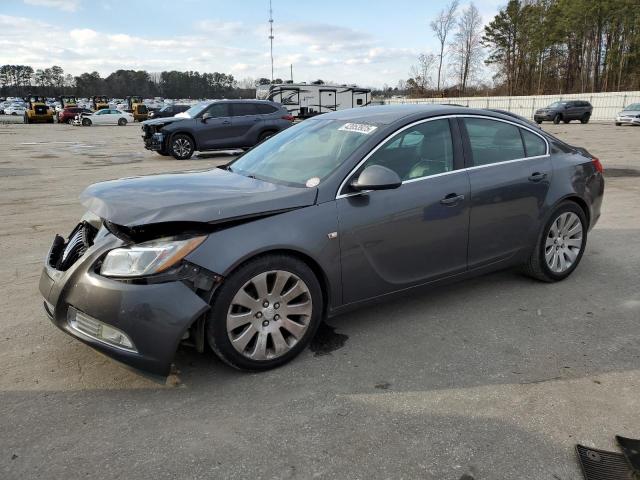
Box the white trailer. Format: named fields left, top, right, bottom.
left=256, top=83, right=371, bottom=118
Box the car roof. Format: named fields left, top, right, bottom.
left=318, top=104, right=535, bottom=127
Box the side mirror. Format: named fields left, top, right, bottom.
left=350, top=165, right=402, bottom=191
left=201, top=112, right=211, bottom=122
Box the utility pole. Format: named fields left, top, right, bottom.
left=290, top=64, right=293, bottom=83
left=269, top=0, right=274, bottom=83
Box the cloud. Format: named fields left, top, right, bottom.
left=23, top=0, right=80, bottom=12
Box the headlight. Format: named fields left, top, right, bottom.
left=100, top=236, right=206, bottom=278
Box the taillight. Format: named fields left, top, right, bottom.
left=592, top=157, right=604, bottom=173
left=282, top=114, right=294, bottom=122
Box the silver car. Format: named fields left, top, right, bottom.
left=615, top=103, right=640, bottom=126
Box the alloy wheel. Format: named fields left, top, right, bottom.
left=226, top=270, right=313, bottom=361
left=545, top=212, right=583, bottom=273
left=172, top=138, right=192, bottom=158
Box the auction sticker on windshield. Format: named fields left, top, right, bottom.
left=338, top=123, right=378, bottom=134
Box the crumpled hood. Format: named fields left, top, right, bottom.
left=80, top=167, right=317, bottom=227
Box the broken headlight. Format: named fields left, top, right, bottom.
left=100, top=236, right=206, bottom=278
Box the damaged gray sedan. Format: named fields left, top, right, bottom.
left=39, top=105, right=604, bottom=376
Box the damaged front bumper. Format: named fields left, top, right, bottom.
left=142, top=128, right=165, bottom=151
left=39, top=229, right=217, bottom=377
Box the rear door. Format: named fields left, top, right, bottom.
left=461, top=116, right=552, bottom=269
left=196, top=103, right=232, bottom=150
left=227, top=103, right=263, bottom=147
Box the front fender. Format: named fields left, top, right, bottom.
left=185, top=201, right=342, bottom=309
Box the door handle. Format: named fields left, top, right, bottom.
left=528, top=172, right=547, bottom=182
left=440, top=193, right=465, bottom=205
left=222, top=120, right=231, bottom=125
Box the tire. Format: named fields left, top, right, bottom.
left=170, top=134, right=195, bottom=160
left=258, top=130, right=276, bottom=143
left=11, top=112, right=17, bottom=116
left=563, top=119, right=571, bottom=124
left=522, top=201, right=587, bottom=282
left=535, top=119, right=542, bottom=124
left=82, top=118, right=91, bottom=126
left=207, top=254, right=323, bottom=371
left=615, top=122, right=621, bottom=126
left=118, top=118, right=127, bottom=126
left=23, top=115, right=29, bottom=124
left=553, top=114, right=561, bottom=124
left=66, top=118, right=73, bottom=125
left=580, top=113, right=590, bottom=124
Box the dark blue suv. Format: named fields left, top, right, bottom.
left=142, top=100, right=294, bottom=159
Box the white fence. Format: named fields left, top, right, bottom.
left=384, top=91, right=640, bottom=121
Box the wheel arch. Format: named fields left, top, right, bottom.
left=551, top=194, right=591, bottom=228
left=221, top=248, right=331, bottom=318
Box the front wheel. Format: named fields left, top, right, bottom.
left=580, top=114, right=590, bottom=124
left=207, top=255, right=323, bottom=371
left=66, top=118, right=73, bottom=125
left=170, top=134, right=195, bottom=160
left=553, top=114, right=561, bottom=124
left=522, top=202, right=587, bottom=282
left=118, top=118, right=127, bottom=126
left=82, top=118, right=91, bottom=126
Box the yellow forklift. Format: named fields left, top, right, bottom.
left=23, top=94, right=54, bottom=124
left=92, top=95, right=109, bottom=111
left=59, top=95, right=78, bottom=108
left=125, top=95, right=148, bottom=122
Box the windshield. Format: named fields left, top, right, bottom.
left=623, top=103, right=640, bottom=111
left=183, top=102, right=209, bottom=118
left=229, top=119, right=375, bottom=187
left=547, top=101, right=566, bottom=108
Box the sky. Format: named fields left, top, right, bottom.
left=0, top=0, right=503, bottom=88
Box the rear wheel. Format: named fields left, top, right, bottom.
left=522, top=201, right=587, bottom=282
left=553, top=114, right=561, bottom=124
left=207, top=254, right=323, bottom=371
left=170, top=134, right=195, bottom=160
left=118, top=118, right=127, bottom=126
left=258, top=130, right=276, bottom=143
left=580, top=113, right=590, bottom=124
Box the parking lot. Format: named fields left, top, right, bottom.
left=1, top=120, right=639, bottom=479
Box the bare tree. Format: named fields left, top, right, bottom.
left=430, top=0, right=459, bottom=92
left=451, top=2, right=484, bottom=94
left=409, top=53, right=437, bottom=93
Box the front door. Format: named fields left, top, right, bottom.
left=337, top=118, right=470, bottom=304
left=460, top=117, right=552, bottom=268
left=196, top=103, right=232, bottom=150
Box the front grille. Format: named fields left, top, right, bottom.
left=54, top=222, right=98, bottom=271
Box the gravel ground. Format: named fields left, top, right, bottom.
left=0, top=121, right=639, bottom=480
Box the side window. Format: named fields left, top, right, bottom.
left=464, top=118, right=525, bottom=166
left=361, top=119, right=453, bottom=181
left=205, top=103, right=230, bottom=118
left=521, top=129, right=547, bottom=157
left=256, top=104, right=277, bottom=114
left=232, top=103, right=258, bottom=116
left=279, top=89, right=299, bottom=105
left=356, top=98, right=363, bottom=106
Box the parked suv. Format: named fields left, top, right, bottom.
left=534, top=100, right=592, bottom=124
left=58, top=107, right=92, bottom=124
left=141, top=100, right=294, bottom=159
left=148, top=104, right=190, bottom=119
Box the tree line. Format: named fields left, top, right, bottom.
left=396, top=0, right=640, bottom=98
left=0, top=65, right=256, bottom=99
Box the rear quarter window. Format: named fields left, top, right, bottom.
left=521, top=129, right=547, bottom=157
left=256, top=104, right=278, bottom=114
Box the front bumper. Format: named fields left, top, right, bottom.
left=143, top=131, right=164, bottom=151
left=615, top=116, right=640, bottom=125
left=39, top=234, right=211, bottom=376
